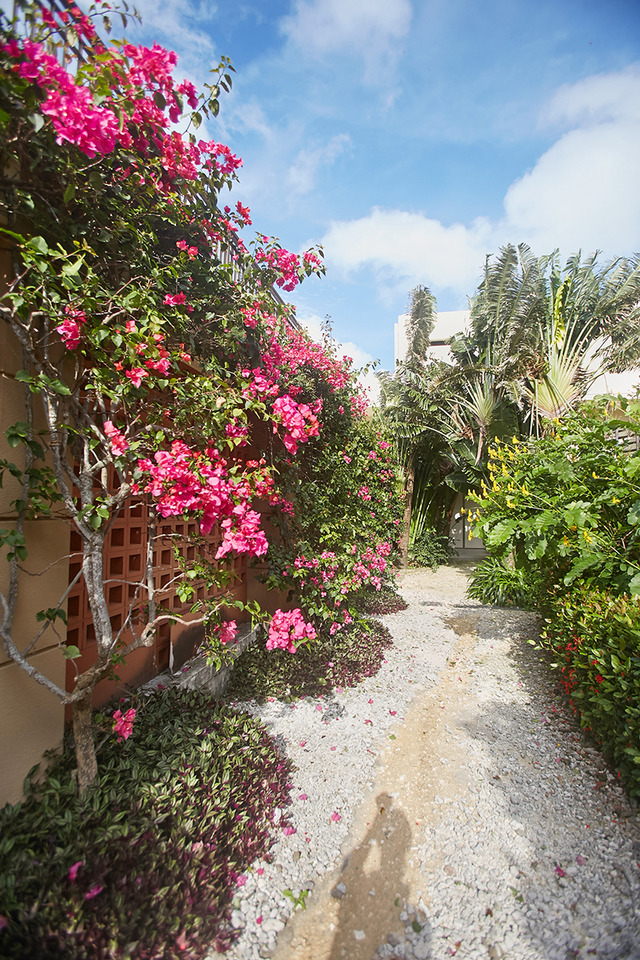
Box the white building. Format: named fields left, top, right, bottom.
left=394, top=309, right=470, bottom=367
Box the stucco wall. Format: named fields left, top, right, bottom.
left=0, top=325, right=68, bottom=805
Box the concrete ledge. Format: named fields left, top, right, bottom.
left=142, top=623, right=259, bottom=699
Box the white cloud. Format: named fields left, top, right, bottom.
left=298, top=312, right=381, bottom=403
left=541, top=63, right=640, bottom=128
left=321, top=208, right=495, bottom=301
left=320, top=64, right=640, bottom=302
left=280, top=0, right=412, bottom=80
left=503, top=121, right=640, bottom=254
left=125, top=0, right=218, bottom=65
left=287, top=134, right=351, bottom=195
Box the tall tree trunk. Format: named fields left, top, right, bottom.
left=399, top=454, right=415, bottom=568
left=72, top=692, right=98, bottom=794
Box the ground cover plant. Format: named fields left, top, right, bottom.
left=0, top=688, right=293, bottom=958
left=225, top=619, right=394, bottom=703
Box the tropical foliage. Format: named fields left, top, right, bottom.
left=469, top=398, right=640, bottom=797
left=379, top=243, right=640, bottom=546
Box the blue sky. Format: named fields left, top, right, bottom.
left=37, top=1, right=640, bottom=373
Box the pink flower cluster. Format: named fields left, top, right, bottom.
left=137, top=441, right=271, bottom=557
left=103, top=420, right=129, bottom=457
left=56, top=305, right=87, bottom=350
left=266, top=608, right=316, bottom=653
left=255, top=245, right=302, bottom=292
left=4, top=23, right=242, bottom=189
left=217, top=620, right=238, bottom=645
left=113, top=707, right=136, bottom=741
left=272, top=395, right=320, bottom=454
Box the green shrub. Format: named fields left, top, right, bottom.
left=409, top=528, right=450, bottom=570
left=472, top=400, right=640, bottom=596
left=0, top=689, right=293, bottom=959
left=225, top=619, right=394, bottom=703
left=467, top=556, right=548, bottom=608
left=542, top=586, right=640, bottom=798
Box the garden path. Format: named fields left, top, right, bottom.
left=269, top=566, right=640, bottom=960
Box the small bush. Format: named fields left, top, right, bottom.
left=0, top=689, right=293, bottom=959
left=467, top=556, right=546, bottom=608
left=225, top=619, right=394, bottom=703
left=409, top=528, right=450, bottom=570
left=542, top=586, right=640, bottom=799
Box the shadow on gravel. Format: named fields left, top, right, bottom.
left=328, top=793, right=431, bottom=960
left=451, top=607, right=640, bottom=959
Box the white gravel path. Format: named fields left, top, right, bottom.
left=213, top=564, right=640, bottom=960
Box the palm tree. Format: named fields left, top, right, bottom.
left=379, top=284, right=437, bottom=565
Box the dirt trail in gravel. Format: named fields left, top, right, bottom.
left=272, top=565, right=484, bottom=960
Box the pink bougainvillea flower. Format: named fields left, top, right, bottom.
left=0, top=916, right=7, bottom=932
left=256, top=916, right=263, bottom=924
left=282, top=825, right=296, bottom=836
left=218, top=620, right=238, bottom=645
left=554, top=866, right=566, bottom=877
left=576, top=855, right=586, bottom=866
left=125, top=367, right=149, bottom=388
left=389, top=710, right=397, bottom=716
left=56, top=306, right=87, bottom=350
left=299, top=740, right=306, bottom=747
left=236, top=875, right=247, bottom=887
left=163, top=292, right=187, bottom=306
left=84, top=885, right=104, bottom=900
left=266, top=608, right=315, bottom=653
left=112, top=707, right=136, bottom=741
left=68, top=860, right=83, bottom=883
left=256, top=868, right=264, bottom=876
left=103, top=420, right=129, bottom=457
left=298, top=793, right=308, bottom=801
left=330, top=811, right=341, bottom=822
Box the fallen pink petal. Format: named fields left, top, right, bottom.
left=84, top=885, right=104, bottom=900
left=331, top=811, right=341, bottom=822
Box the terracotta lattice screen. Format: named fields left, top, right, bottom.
left=66, top=493, right=247, bottom=704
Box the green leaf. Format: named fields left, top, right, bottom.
left=62, top=258, right=83, bottom=277
left=629, top=572, right=640, bottom=596
left=29, top=112, right=45, bottom=133
left=28, top=236, right=49, bottom=254
left=63, top=645, right=81, bottom=659
left=15, top=370, right=32, bottom=383
left=63, top=183, right=76, bottom=204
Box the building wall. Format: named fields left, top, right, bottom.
left=0, top=327, right=68, bottom=805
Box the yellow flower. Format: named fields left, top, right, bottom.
left=592, top=471, right=599, bottom=479
left=506, top=498, right=514, bottom=508
left=521, top=484, right=529, bottom=495
left=511, top=435, right=519, bottom=445
left=562, top=536, right=569, bottom=546
left=582, top=530, right=592, bottom=543
left=612, top=496, right=620, bottom=504
left=502, top=464, right=508, bottom=476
